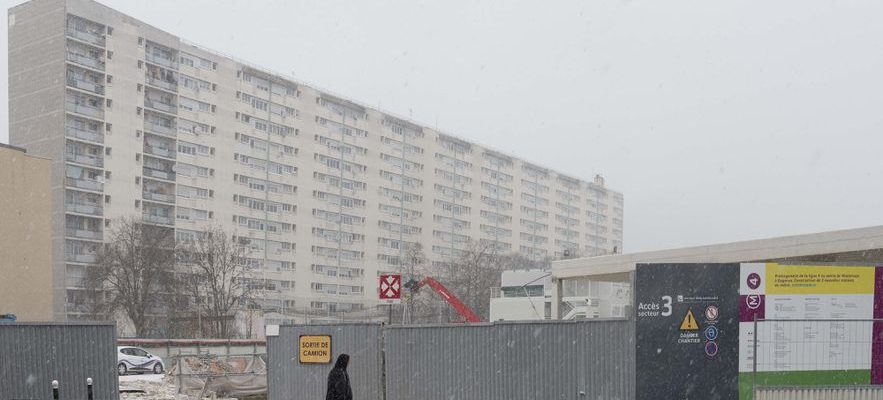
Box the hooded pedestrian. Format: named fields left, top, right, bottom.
left=326, top=353, right=353, bottom=400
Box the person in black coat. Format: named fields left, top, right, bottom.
left=326, top=353, right=353, bottom=400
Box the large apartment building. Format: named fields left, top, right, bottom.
left=9, top=0, right=624, bottom=323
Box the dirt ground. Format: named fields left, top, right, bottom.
left=118, top=374, right=242, bottom=400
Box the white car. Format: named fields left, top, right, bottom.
left=117, top=346, right=165, bottom=375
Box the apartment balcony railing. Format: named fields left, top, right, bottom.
left=143, top=191, right=174, bottom=203
left=65, top=177, right=103, bottom=192
left=145, top=98, right=177, bottom=114
left=67, top=77, right=105, bottom=95
left=65, top=202, right=103, bottom=216
left=66, top=52, right=105, bottom=71
left=143, top=214, right=174, bottom=226
left=66, top=102, right=104, bottom=119
left=66, top=27, right=105, bottom=46
left=65, top=125, right=103, bottom=143
left=66, top=228, right=102, bottom=240
left=146, top=76, right=178, bottom=92
left=66, top=252, right=97, bottom=264
left=313, top=271, right=361, bottom=280
left=145, top=53, right=177, bottom=70
left=65, top=152, right=104, bottom=168
left=144, top=121, right=176, bottom=136
left=144, top=145, right=175, bottom=159
left=142, top=167, right=175, bottom=181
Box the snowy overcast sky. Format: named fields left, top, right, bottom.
left=2, top=0, right=882, bottom=252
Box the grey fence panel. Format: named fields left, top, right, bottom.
left=384, top=319, right=634, bottom=400
left=0, top=323, right=119, bottom=400
left=583, top=319, right=635, bottom=400
left=267, top=323, right=383, bottom=400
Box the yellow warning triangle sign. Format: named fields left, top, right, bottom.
left=680, top=309, right=699, bottom=331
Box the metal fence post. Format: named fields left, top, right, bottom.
left=51, top=380, right=59, bottom=400
left=752, top=316, right=758, bottom=399
left=177, top=348, right=183, bottom=394
left=86, top=377, right=93, bottom=400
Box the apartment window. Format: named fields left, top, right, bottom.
left=179, top=96, right=213, bottom=113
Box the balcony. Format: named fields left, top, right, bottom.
left=66, top=152, right=103, bottom=168
left=67, top=77, right=105, bottom=95
left=66, top=27, right=105, bottom=47
left=143, top=191, right=175, bottom=203
left=145, top=98, right=177, bottom=114
left=65, top=125, right=103, bottom=144
left=66, top=51, right=105, bottom=71
left=66, top=227, right=102, bottom=240
left=144, top=214, right=174, bottom=226
left=65, top=177, right=103, bottom=192
left=66, top=252, right=97, bottom=264
left=66, top=101, right=104, bottom=119
left=143, top=167, right=175, bottom=181
left=144, top=121, right=176, bottom=137
left=144, top=144, right=175, bottom=159
left=146, top=76, right=178, bottom=92
left=146, top=53, right=177, bottom=70
left=65, top=202, right=103, bottom=216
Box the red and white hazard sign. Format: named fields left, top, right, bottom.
left=379, top=274, right=402, bottom=304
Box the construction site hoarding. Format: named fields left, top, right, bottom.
left=0, top=322, right=119, bottom=400
left=635, top=262, right=883, bottom=400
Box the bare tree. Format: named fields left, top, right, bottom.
left=440, top=240, right=509, bottom=321
left=181, top=225, right=252, bottom=338
left=398, top=243, right=439, bottom=324
left=84, top=217, right=178, bottom=337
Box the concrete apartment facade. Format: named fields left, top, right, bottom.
left=8, top=0, right=624, bottom=324
left=0, top=144, right=53, bottom=321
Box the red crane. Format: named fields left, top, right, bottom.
left=404, top=277, right=482, bottom=323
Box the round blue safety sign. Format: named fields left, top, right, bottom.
left=704, top=325, right=719, bottom=341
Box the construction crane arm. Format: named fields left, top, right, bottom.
left=408, top=277, right=482, bottom=323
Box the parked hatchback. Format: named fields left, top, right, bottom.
left=117, top=346, right=164, bottom=375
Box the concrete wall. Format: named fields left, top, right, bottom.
left=489, top=296, right=550, bottom=320
left=0, top=145, right=54, bottom=321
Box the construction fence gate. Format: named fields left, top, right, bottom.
left=267, top=319, right=634, bottom=400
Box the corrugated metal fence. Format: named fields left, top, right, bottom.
left=0, top=322, right=119, bottom=400
left=267, top=319, right=634, bottom=400
left=267, top=323, right=383, bottom=400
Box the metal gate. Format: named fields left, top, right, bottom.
left=267, top=323, right=383, bottom=400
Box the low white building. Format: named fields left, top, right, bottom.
left=489, top=269, right=551, bottom=321
left=489, top=269, right=631, bottom=321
